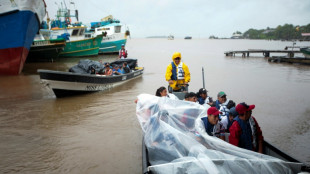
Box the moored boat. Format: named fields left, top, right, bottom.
left=46, top=2, right=103, bottom=57
left=91, top=15, right=129, bottom=54
left=184, top=36, right=192, bottom=39
left=0, top=0, right=46, bottom=75
left=300, top=47, right=310, bottom=58
left=38, top=59, right=143, bottom=98
left=27, top=33, right=66, bottom=62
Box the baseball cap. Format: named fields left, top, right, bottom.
left=207, top=107, right=221, bottom=116
left=235, top=102, right=255, bottom=115
left=121, top=44, right=125, bottom=46
left=229, top=107, right=238, bottom=117
left=199, top=88, right=208, bottom=94
left=217, top=91, right=226, bottom=98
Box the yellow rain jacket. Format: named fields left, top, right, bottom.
left=165, top=53, right=190, bottom=90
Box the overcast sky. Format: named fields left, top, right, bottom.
left=46, top=0, right=310, bottom=38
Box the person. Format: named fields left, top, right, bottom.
left=119, top=44, right=128, bottom=59
left=104, top=63, right=112, bottom=76
left=112, top=65, right=122, bottom=75
left=122, top=62, right=130, bottom=74
left=229, top=102, right=264, bottom=153
left=184, top=92, right=197, bottom=102
left=220, top=107, right=238, bottom=132
left=197, top=88, right=213, bottom=106
left=213, top=91, right=235, bottom=119
left=200, top=107, right=225, bottom=140
left=165, top=52, right=190, bottom=92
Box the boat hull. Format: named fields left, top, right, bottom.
left=38, top=68, right=144, bottom=98
left=59, top=35, right=103, bottom=57
left=0, top=0, right=46, bottom=75
left=27, top=39, right=66, bottom=62
left=300, top=48, right=310, bottom=58
left=99, top=38, right=127, bottom=54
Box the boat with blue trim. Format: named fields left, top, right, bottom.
left=91, top=15, right=130, bottom=54
left=45, top=2, right=103, bottom=57
left=0, top=0, right=46, bottom=75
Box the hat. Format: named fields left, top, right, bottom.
left=199, top=88, right=208, bottom=94
left=121, top=44, right=125, bottom=46
left=217, top=91, right=226, bottom=98
left=229, top=107, right=238, bottom=117
left=235, top=102, right=255, bottom=115
left=207, top=107, right=221, bottom=116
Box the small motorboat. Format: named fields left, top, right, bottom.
left=38, top=59, right=143, bottom=98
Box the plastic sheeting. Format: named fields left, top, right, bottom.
left=136, top=94, right=302, bottom=174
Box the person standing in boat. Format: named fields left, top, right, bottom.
left=119, top=44, right=128, bottom=59
left=165, top=52, right=190, bottom=92
left=229, top=102, right=264, bottom=153
left=200, top=107, right=225, bottom=140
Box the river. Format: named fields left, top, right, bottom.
left=0, top=38, right=310, bottom=173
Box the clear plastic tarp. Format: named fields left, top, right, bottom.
left=136, top=94, right=302, bottom=174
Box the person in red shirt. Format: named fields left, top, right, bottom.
left=119, top=44, right=128, bottom=59
left=229, top=102, right=264, bottom=153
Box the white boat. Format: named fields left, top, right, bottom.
left=91, top=15, right=129, bottom=53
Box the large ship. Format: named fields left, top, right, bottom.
left=91, top=15, right=129, bottom=54
left=0, top=0, right=46, bottom=75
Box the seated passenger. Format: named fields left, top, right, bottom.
left=200, top=107, right=225, bottom=140
left=122, top=62, right=130, bottom=74
left=229, top=102, right=264, bottom=153
left=184, top=92, right=197, bottom=102
left=112, top=65, right=122, bottom=75
left=213, top=91, right=235, bottom=119
left=155, top=86, right=178, bottom=99
left=197, top=88, right=213, bottom=106
left=104, top=63, right=112, bottom=76
left=220, top=107, right=238, bottom=132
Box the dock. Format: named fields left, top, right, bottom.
left=224, top=49, right=301, bottom=58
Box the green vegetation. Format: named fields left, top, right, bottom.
left=243, top=23, right=310, bottom=40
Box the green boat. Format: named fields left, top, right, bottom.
left=59, top=34, right=103, bottom=57
left=300, top=47, right=310, bottom=58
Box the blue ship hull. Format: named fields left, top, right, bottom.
left=99, top=39, right=127, bottom=54
left=0, top=10, right=39, bottom=75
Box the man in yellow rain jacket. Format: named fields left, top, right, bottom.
left=165, top=52, right=190, bottom=91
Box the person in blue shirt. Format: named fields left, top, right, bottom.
left=112, top=65, right=122, bottom=75
left=197, top=88, right=213, bottom=106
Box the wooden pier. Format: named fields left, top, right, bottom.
left=224, top=49, right=301, bottom=58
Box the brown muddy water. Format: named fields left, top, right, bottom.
left=0, top=38, right=310, bottom=173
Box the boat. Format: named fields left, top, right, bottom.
left=38, top=59, right=143, bottom=98
left=168, top=35, right=174, bottom=40
left=136, top=94, right=309, bottom=174
left=300, top=47, right=310, bottom=58
left=45, top=2, right=103, bottom=57
left=268, top=56, right=310, bottom=65
left=0, top=0, right=46, bottom=75
left=27, top=33, right=66, bottom=62
left=91, top=15, right=129, bottom=54
left=184, top=36, right=192, bottom=39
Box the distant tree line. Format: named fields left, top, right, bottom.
left=242, top=23, right=310, bottom=40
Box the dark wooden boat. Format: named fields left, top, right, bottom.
left=27, top=38, right=66, bottom=62
left=142, top=138, right=310, bottom=174
left=38, top=59, right=143, bottom=98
